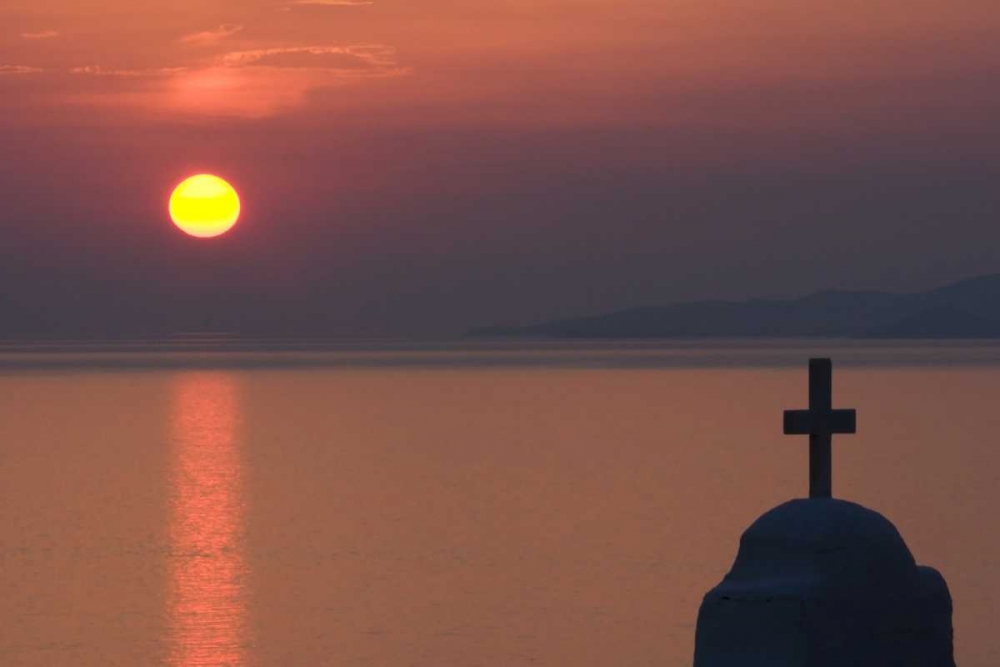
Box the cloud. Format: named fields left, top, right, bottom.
left=0, top=65, right=43, bottom=75
left=217, top=45, right=402, bottom=76
left=180, top=24, right=244, bottom=46
left=66, top=44, right=408, bottom=118
left=21, top=31, right=60, bottom=40
left=70, top=66, right=185, bottom=77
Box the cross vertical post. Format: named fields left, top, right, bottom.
left=808, top=358, right=833, bottom=498
left=783, top=358, right=857, bottom=499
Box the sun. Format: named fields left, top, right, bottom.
left=169, top=174, right=241, bottom=238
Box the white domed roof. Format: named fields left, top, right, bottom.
left=713, top=499, right=920, bottom=600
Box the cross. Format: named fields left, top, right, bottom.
left=783, top=358, right=857, bottom=499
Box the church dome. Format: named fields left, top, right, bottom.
left=714, top=498, right=921, bottom=600
left=694, top=360, right=954, bottom=666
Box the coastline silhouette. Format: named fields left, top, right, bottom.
left=470, top=272, right=1000, bottom=339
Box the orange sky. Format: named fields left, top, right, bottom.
left=4, top=0, right=999, bottom=124
left=2, top=1, right=1000, bottom=336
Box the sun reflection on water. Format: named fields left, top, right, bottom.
left=168, top=373, right=247, bottom=667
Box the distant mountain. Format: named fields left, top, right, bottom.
left=468, top=273, right=1000, bottom=339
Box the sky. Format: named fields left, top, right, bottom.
left=2, top=0, right=1000, bottom=337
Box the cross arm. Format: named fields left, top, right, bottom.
left=783, top=408, right=857, bottom=435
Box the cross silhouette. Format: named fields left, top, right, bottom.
left=783, top=358, right=857, bottom=498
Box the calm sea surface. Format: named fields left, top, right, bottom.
left=1, top=341, right=998, bottom=666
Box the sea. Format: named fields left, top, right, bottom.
left=1, top=339, right=997, bottom=666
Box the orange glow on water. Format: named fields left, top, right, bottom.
left=168, top=373, right=246, bottom=667
left=168, top=175, right=241, bottom=238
